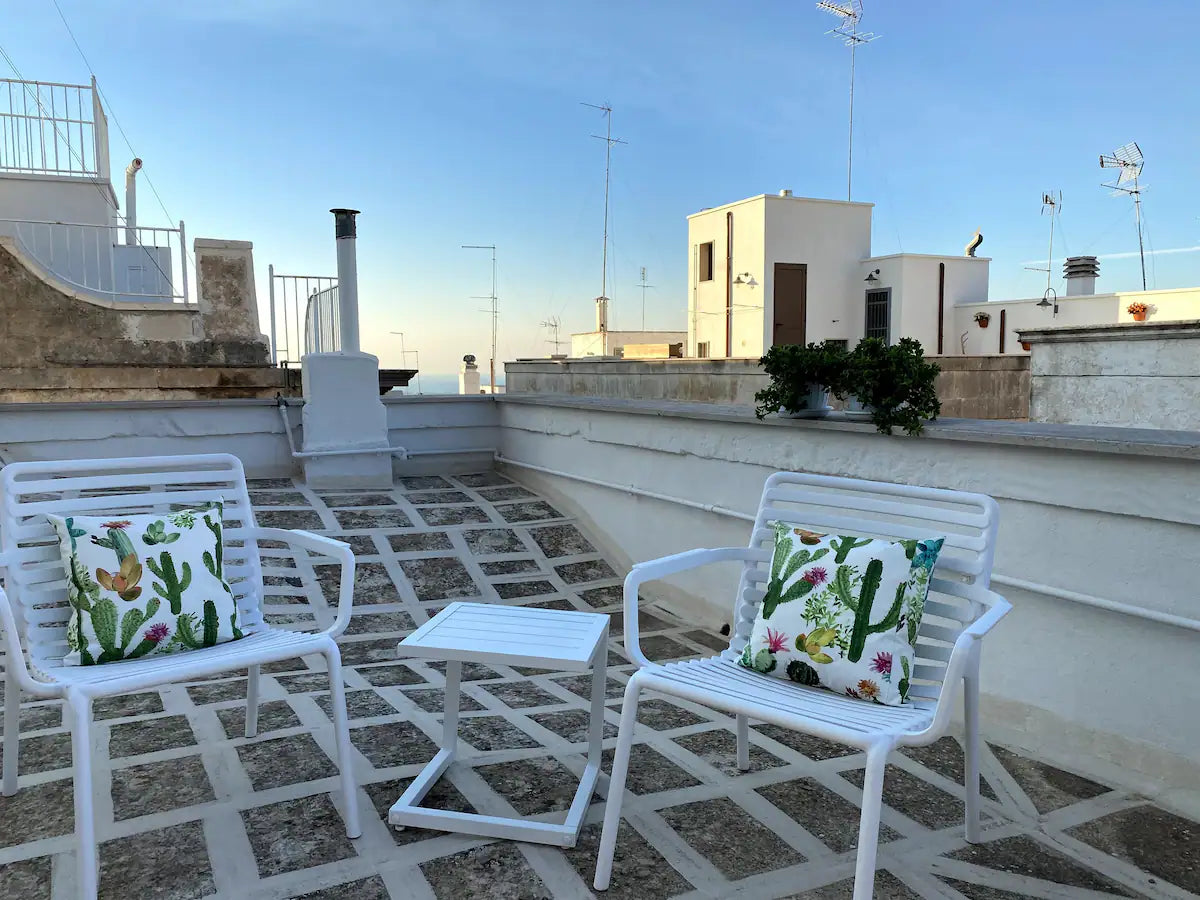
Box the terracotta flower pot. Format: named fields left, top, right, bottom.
left=977, top=318, right=990, bottom=328
left=1132, top=311, right=1147, bottom=322
left=1021, top=341, right=1031, bottom=351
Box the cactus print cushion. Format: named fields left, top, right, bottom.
left=47, top=504, right=243, bottom=666
left=738, top=523, right=943, bottom=706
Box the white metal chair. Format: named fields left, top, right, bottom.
left=594, top=471, right=1010, bottom=900
left=0, top=454, right=362, bottom=900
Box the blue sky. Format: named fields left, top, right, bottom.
left=7, top=0, right=1199, bottom=377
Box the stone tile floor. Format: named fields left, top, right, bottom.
left=1, top=471, right=1197, bottom=899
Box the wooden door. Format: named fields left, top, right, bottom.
left=773, top=263, right=807, bottom=347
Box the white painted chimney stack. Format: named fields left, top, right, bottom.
left=595, top=295, right=609, bottom=332
left=124, top=158, right=142, bottom=244
left=331, top=208, right=361, bottom=353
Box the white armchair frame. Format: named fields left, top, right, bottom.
left=0, top=454, right=361, bottom=900
left=594, top=471, right=1010, bottom=900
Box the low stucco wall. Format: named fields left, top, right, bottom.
left=0, top=395, right=499, bottom=476
left=496, top=393, right=1200, bottom=798
left=507, top=355, right=1030, bottom=419
left=1022, top=319, right=1200, bottom=429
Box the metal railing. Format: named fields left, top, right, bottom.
left=268, top=269, right=337, bottom=365
left=304, top=284, right=341, bottom=355
left=0, top=77, right=109, bottom=179
left=0, top=218, right=190, bottom=303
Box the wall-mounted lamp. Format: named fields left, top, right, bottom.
left=864, top=269, right=881, bottom=283
left=732, top=272, right=758, bottom=287
left=1036, top=287, right=1059, bottom=316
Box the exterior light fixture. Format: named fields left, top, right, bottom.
left=733, top=272, right=758, bottom=287
left=864, top=269, right=880, bottom=283
left=1036, top=287, right=1058, bottom=315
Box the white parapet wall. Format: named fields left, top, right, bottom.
left=494, top=393, right=1200, bottom=802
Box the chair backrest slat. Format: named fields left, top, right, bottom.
left=731, top=471, right=999, bottom=702
left=1, top=454, right=263, bottom=671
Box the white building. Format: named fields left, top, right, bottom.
left=687, top=189, right=1200, bottom=358
left=0, top=76, right=185, bottom=304
left=570, top=295, right=686, bottom=358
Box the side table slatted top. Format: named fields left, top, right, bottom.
left=399, top=601, right=610, bottom=672
left=390, top=601, right=611, bottom=847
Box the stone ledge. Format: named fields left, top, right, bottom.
left=1019, top=319, right=1200, bottom=343
left=497, top=393, right=1200, bottom=460
left=193, top=238, right=253, bottom=250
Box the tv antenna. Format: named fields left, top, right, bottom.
left=541, top=316, right=565, bottom=356
left=636, top=266, right=655, bottom=330
left=816, top=1, right=880, bottom=201
left=1023, top=192, right=1062, bottom=300
left=462, top=244, right=498, bottom=394
left=582, top=102, right=627, bottom=306
left=1100, top=141, right=1148, bottom=290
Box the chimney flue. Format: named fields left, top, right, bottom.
left=1064, top=255, right=1100, bottom=296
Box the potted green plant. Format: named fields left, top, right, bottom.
left=836, top=337, right=941, bottom=435
left=754, top=341, right=848, bottom=419
left=973, top=311, right=991, bottom=328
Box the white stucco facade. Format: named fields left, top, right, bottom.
left=686, top=191, right=1200, bottom=360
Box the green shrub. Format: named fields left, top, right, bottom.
left=837, top=337, right=940, bottom=436
left=754, top=342, right=849, bottom=419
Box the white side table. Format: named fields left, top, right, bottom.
left=388, top=601, right=610, bottom=847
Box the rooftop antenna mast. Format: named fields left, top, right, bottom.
left=582, top=102, right=626, bottom=304
left=541, top=316, right=565, bottom=355
left=636, top=266, right=655, bottom=330
left=1100, top=141, right=1148, bottom=290
left=462, top=244, right=498, bottom=394
left=816, top=0, right=880, bottom=201
left=1023, top=191, right=1061, bottom=294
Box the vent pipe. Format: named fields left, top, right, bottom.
left=331, top=208, right=361, bottom=353
left=124, top=158, right=142, bottom=244
left=779, top=189, right=793, bottom=197
left=595, top=295, right=609, bottom=333
left=1063, top=256, right=1099, bottom=296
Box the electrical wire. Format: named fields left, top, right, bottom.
left=49, top=0, right=191, bottom=266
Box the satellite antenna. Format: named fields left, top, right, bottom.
left=816, top=0, right=880, bottom=201
left=1025, top=191, right=1061, bottom=308
left=1100, top=141, right=1148, bottom=290
left=541, top=316, right=564, bottom=356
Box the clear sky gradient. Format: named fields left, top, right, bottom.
left=7, top=1, right=1198, bottom=378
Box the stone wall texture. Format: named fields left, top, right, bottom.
left=507, top=354, right=1031, bottom=420
left=1022, top=320, right=1200, bottom=429
left=0, top=238, right=277, bottom=402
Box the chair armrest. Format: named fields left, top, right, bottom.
left=624, top=547, right=769, bottom=669
left=249, top=527, right=356, bottom=639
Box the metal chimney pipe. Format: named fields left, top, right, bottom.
left=330, top=208, right=361, bottom=353
left=124, top=158, right=142, bottom=244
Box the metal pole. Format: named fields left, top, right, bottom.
left=846, top=39, right=855, bottom=202
left=331, top=208, right=361, bottom=353
left=601, top=112, right=610, bottom=301
left=268, top=263, right=277, bottom=364
left=178, top=219, right=188, bottom=305
left=1134, top=180, right=1147, bottom=291
left=490, top=245, right=497, bottom=395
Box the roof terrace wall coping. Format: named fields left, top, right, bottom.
left=497, top=393, right=1200, bottom=462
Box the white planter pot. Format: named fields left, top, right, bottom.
left=842, top=394, right=874, bottom=421
left=779, top=385, right=832, bottom=419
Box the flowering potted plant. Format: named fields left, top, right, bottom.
left=754, top=341, right=848, bottom=419
left=1127, top=301, right=1149, bottom=322
left=973, top=312, right=991, bottom=328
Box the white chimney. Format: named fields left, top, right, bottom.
left=1064, top=256, right=1099, bottom=296
left=458, top=354, right=481, bottom=395
left=124, top=158, right=142, bottom=244
left=779, top=189, right=793, bottom=197
left=595, top=295, right=609, bottom=332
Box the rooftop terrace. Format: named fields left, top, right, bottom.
left=1, top=471, right=1195, bottom=899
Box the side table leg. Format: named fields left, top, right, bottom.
left=587, top=636, right=607, bottom=769
left=443, top=660, right=462, bottom=754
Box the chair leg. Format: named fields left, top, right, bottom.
left=323, top=645, right=362, bottom=839
left=963, top=656, right=983, bottom=843
left=851, top=742, right=889, bottom=900
left=3, top=670, right=19, bottom=796
left=594, top=673, right=643, bottom=892
left=735, top=713, right=751, bottom=771
left=67, top=690, right=98, bottom=900
left=245, top=664, right=261, bottom=739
